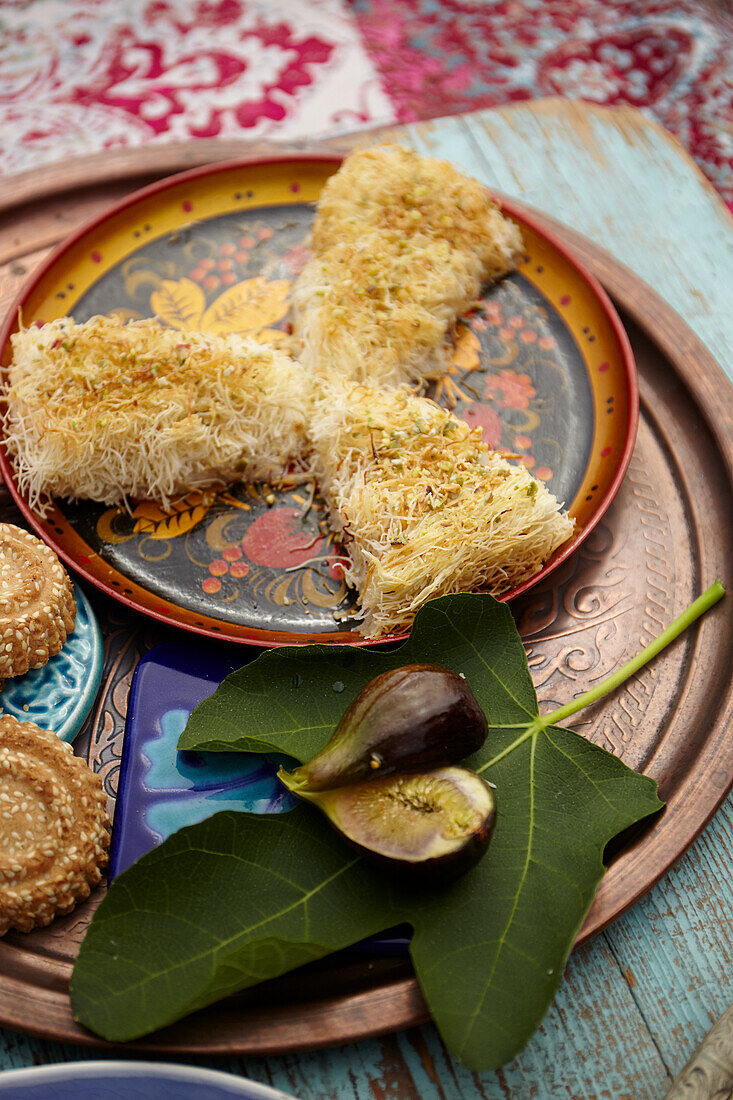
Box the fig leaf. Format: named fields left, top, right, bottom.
left=71, top=588, right=723, bottom=1069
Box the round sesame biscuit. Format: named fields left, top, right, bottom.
left=0, top=523, right=76, bottom=679
left=0, top=716, right=111, bottom=935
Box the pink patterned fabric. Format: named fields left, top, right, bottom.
left=0, top=0, right=396, bottom=173
left=0, top=0, right=731, bottom=208
left=351, top=0, right=733, bottom=206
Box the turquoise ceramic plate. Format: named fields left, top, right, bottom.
left=0, top=582, right=103, bottom=742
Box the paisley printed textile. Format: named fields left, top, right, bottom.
left=0, top=0, right=396, bottom=173
left=0, top=0, right=731, bottom=206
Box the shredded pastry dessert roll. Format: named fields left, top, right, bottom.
left=0, top=716, right=111, bottom=935
left=293, top=230, right=488, bottom=389
left=293, top=145, right=523, bottom=388
left=4, top=315, right=312, bottom=514
left=309, top=380, right=575, bottom=638
left=310, top=144, right=523, bottom=277
left=0, top=524, right=76, bottom=680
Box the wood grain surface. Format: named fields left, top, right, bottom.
left=0, top=99, right=731, bottom=1100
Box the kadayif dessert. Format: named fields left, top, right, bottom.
left=308, top=380, right=574, bottom=637
left=292, top=144, right=524, bottom=388
left=4, top=316, right=312, bottom=514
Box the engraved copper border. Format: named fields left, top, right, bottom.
left=0, top=155, right=730, bottom=1056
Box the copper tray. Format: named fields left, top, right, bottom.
left=0, top=149, right=731, bottom=1054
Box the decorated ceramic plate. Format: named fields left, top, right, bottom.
left=0, top=1061, right=296, bottom=1099
left=0, top=156, right=637, bottom=646
left=0, top=582, right=103, bottom=743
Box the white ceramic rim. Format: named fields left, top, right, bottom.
left=0, top=1060, right=297, bottom=1099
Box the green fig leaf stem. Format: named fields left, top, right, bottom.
left=544, top=579, right=725, bottom=725
left=478, top=580, right=725, bottom=773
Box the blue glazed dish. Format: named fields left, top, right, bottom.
left=0, top=1061, right=296, bottom=1099
left=109, top=640, right=294, bottom=879
left=0, top=582, right=103, bottom=743
left=111, top=640, right=410, bottom=954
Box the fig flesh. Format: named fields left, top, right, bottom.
left=281, top=765, right=496, bottom=883
left=285, top=664, right=488, bottom=793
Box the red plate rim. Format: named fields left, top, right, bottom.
left=0, top=153, right=639, bottom=647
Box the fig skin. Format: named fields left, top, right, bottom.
left=281, top=765, right=497, bottom=885
left=285, top=664, right=488, bottom=793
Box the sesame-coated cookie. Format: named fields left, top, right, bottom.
left=0, top=524, right=76, bottom=679
left=0, top=716, right=110, bottom=935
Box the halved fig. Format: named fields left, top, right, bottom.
left=280, top=765, right=496, bottom=883
left=284, top=664, right=488, bottom=793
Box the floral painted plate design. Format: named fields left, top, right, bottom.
left=0, top=582, right=103, bottom=743
left=0, top=156, right=637, bottom=645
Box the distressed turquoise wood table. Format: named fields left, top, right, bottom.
left=0, top=98, right=731, bottom=1099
